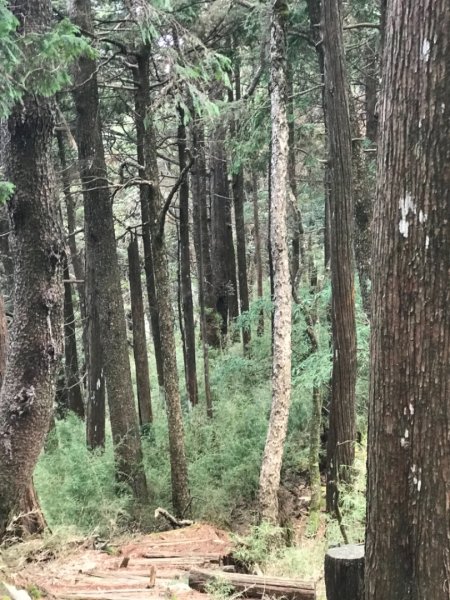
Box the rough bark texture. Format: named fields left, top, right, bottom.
left=365, top=2, right=450, bottom=599
left=0, top=0, right=64, bottom=538
left=70, top=0, right=148, bottom=502
left=63, top=258, right=85, bottom=418
left=258, top=0, right=292, bottom=524
left=177, top=108, right=198, bottom=406
left=322, top=0, right=357, bottom=514
left=133, top=51, right=165, bottom=392
left=128, top=234, right=152, bottom=426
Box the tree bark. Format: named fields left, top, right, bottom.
left=70, top=0, right=148, bottom=503
left=258, top=0, right=291, bottom=524
left=322, top=0, right=357, bottom=514
left=177, top=107, right=198, bottom=407
left=365, top=1, right=450, bottom=598
left=133, top=51, right=165, bottom=393
left=128, top=234, right=153, bottom=426
left=63, top=257, right=85, bottom=419
left=0, top=0, right=64, bottom=538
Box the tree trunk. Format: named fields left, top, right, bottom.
left=70, top=0, right=148, bottom=503
left=56, top=130, right=87, bottom=362
left=210, top=130, right=239, bottom=342
left=0, top=0, right=64, bottom=538
left=191, top=118, right=217, bottom=347
left=63, top=258, right=85, bottom=419
left=325, top=545, right=364, bottom=600
left=177, top=107, right=198, bottom=407
left=128, top=234, right=153, bottom=426
left=365, top=1, right=450, bottom=598
left=258, top=0, right=291, bottom=524
left=230, top=59, right=251, bottom=352
left=128, top=39, right=189, bottom=515
left=133, top=51, right=165, bottom=393
left=322, top=0, right=357, bottom=514
left=287, top=65, right=304, bottom=298
left=251, top=171, right=264, bottom=336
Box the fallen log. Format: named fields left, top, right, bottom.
left=188, top=568, right=316, bottom=600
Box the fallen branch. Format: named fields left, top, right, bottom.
left=154, top=507, right=193, bottom=528
left=188, top=568, right=316, bottom=600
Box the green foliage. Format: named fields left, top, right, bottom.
left=204, top=577, right=234, bottom=600
left=35, top=415, right=132, bottom=536
left=0, top=2, right=94, bottom=117
left=232, top=522, right=285, bottom=570
left=0, top=182, right=15, bottom=205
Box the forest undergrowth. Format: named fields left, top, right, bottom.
left=34, top=280, right=369, bottom=576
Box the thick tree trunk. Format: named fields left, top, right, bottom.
left=133, top=52, right=165, bottom=393
left=177, top=108, right=198, bottom=407
left=251, top=172, right=264, bottom=336
left=70, top=0, right=148, bottom=503
left=63, top=258, right=85, bottom=419
left=365, top=2, right=450, bottom=599
left=258, top=0, right=291, bottom=524
left=322, top=0, right=357, bottom=514
left=128, top=234, right=152, bottom=426
left=0, top=0, right=64, bottom=539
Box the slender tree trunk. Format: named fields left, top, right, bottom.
left=350, top=98, right=371, bottom=317
left=178, top=107, right=198, bottom=406
left=287, top=65, right=304, bottom=297
left=252, top=171, right=264, bottom=336
left=258, top=0, right=291, bottom=524
left=63, top=257, right=85, bottom=418
left=322, top=0, right=357, bottom=514
left=128, top=234, right=152, bottom=426
left=305, top=0, right=329, bottom=270
left=56, top=130, right=87, bottom=353
left=191, top=118, right=217, bottom=347
left=365, top=2, right=450, bottom=598
left=129, top=43, right=190, bottom=514
left=210, top=130, right=239, bottom=341
left=70, top=0, right=148, bottom=503
left=133, top=52, right=165, bottom=393
left=0, top=0, right=64, bottom=538
left=230, top=59, right=251, bottom=351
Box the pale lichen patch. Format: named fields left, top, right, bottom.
left=399, top=193, right=416, bottom=238
left=421, top=39, right=430, bottom=61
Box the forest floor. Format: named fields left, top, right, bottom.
left=1, top=516, right=325, bottom=600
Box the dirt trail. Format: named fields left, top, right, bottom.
left=11, top=524, right=232, bottom=600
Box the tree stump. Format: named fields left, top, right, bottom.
left=324, top=544, right=364, bottom=600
